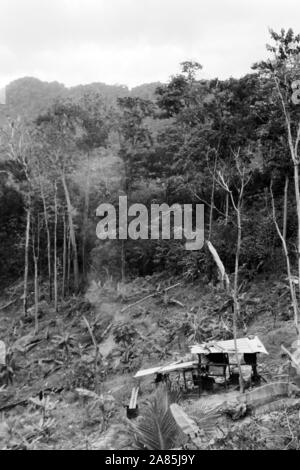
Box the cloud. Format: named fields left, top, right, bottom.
left=0, top=0, right=299, bottom=87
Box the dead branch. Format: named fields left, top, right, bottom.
left=0, top=399, right=28, bottom=413
left=270, top=182, right=299, bottom=335
left=120, top=282, right=182, bottom=313
left=0, top=298, right=18, bottom=311
left=187, top=188, right=226, bottom=218
left=82, top=315, right=101, bottom=393
left=169, top=298, right=185, bottom=308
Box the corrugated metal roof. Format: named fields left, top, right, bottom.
left=134, top=360, right=198, bottom=378
left=134, top=366, right=163, bottom=378
left=190, top=336, right=268, bottom=355
left=159, top=361, right=198, bottom=373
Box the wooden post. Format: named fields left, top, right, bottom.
left=23, top=207, right=30, bottom=316
left=183, top=371, right=187, bottom=391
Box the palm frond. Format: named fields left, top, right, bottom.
left=171, top=398, right=222, bottom=436
left=129, top=384, right=185, bottom=450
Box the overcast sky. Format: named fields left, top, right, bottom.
left=0, top=0, right=299, bottom=89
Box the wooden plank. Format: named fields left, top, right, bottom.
left=129, top=387, right=139, bottom=409
left=0, top=341, right=6, bottom=365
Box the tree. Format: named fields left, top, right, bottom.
left=215, top=151, right=252, bottom=392
left=75, top=92, right=110, bottom=278
left=37, top=165, right=52, bottom=301
left=31, top=212, right=40, bottom=333
left=255, top=29, right=300, bottom=343
left=35, top=101, right=82, bottom=291
left=0, top=119, right=33, bottom=315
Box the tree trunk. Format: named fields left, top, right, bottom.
left=61, top=172, right=79, bottom=291
left=283, top=176, right=289, bottom=242
left=82, top=152, right=90, bottom=279
left=39, top=176, right=52, bottom=302
left=293, top=164, right=300, bottom=336
left=32, top=245, right=39, bottom=334
left=62, top=211, right=67, bottom=300
left=32, top=214, right=40, bottom=334
left=208, top=155, right=218, bottom=239
left=23, top=207, right=30, bottom=317
left=33, top=255, right=39, bottom=333
left=67, top=227, right=71, bottom=296
left=225, top=193, right=229, bottom=226
left=233, top=206, right=244, bottom=393
left=121, top=240, right=126, bottom=282
left=294, top=167, right=300, bottom=283
left=54, top=182, right=58, bottom=313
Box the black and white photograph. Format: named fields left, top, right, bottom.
left=0, top=0, right=300, bottom=454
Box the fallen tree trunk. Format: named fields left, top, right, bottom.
left=224, top=382, right=300, bottom=413
left=120, top=283, right=182, bottom=313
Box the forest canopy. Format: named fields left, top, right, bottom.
left=0, top=28, right=300, bottom=297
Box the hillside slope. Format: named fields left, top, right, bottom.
left=0, top=274, right=299, bottom=449
left=0, top=76, right=161, bottom=123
